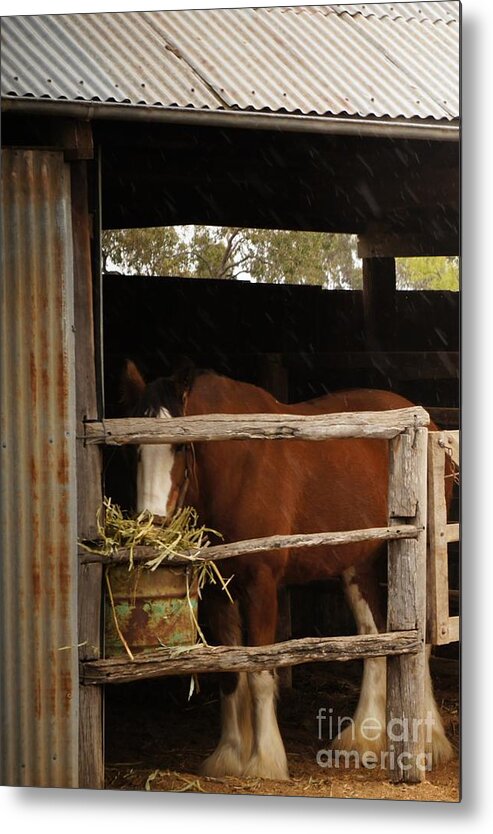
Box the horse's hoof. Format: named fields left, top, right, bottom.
left=331, top=724, right=385, bottom=760
left=428, top=729, right=455, bottom=767
left=242, top=752, right=290, bottom=781
left=331, top=724, right=455, bottom=770
left=200, top=743, right=245, bottom=778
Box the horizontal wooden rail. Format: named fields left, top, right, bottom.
left=427, top=430, right=460, bottom=645
left=79, top=524, right=421, bottom=566
left=84, top=407, right=430, bottom=446
left=81, top=630, right=420, bottom=685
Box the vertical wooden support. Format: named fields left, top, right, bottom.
left=387, top=427, right=428, bottom=783
left=362, top=257, right=396, bottom=350
left=427, top=431, right=460, bottom=645
left=427, top=434, right=450, bottom=645
left=71, top=160, right=104, bottom=788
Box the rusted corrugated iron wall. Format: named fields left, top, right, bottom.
left=0, top=149, right=79, bottom=787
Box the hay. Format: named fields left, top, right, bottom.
left=82, top=497, right=218, bottom=570
left=80, top=498, right=232, bottom=654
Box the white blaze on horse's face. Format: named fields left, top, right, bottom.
left=136, top=408, right=175, bottom=517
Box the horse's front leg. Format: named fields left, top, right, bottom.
left=200, top=592, right=253, bottom=778
left=331, top=564, right=388, bottom=760
left=242, top=567, right=290, bottom=781
left=201, top=670, right=253, bottom=777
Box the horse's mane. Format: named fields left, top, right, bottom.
left=135, top=375, right=185, bottom=418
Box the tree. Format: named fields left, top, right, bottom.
left=102, top=226, right=361, bottom=288
left=102, top=226, right=459, bottom=291
left=395, top=256, right=459, bottom=291
left=102, top=227, right=191, bottom=276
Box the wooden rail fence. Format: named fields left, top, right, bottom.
left=427, top=430, right=460, bottom=645
left=81, top=406, right=430, bottom=784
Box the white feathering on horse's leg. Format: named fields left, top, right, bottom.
left=242, top=671, right=289, bottom=781
left=331, top=656, right=387, bottom=758
left=200, top=673, right=253, bottom=777
left=332, top=568, right=387, bottom=759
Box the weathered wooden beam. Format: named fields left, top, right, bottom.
left=387, top=427, right=428, bottom=784
left=71, top=161, right=104, bottom=789
left=427, top=433, right=451, bottom=645
left=358, top=229, right=459, bottom=258
left=427, top=431, right=460, bottom=645
left=83, top=407, right=430, bottom=446
left=79, top=524, right=421, bottom=566
left=81, top=630, right=420, bottom=685
left=55, top=119, right=94, bottom=161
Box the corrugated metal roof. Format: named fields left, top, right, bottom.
left=0, top=149, right=79, bottom=787
left=1, top=3, right=459, bottom=122
left=323, top=3, right=459, bottom=22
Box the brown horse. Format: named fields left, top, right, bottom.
left=122, top=360, right=453, bottom=780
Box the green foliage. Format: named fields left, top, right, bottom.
left=244, top=229, right=361, bottom=288
left=102, top=226, right=361, bottom=288
left=396, top=256, right=459, bottom=291
left=102, top=227, right=191, bottom=276
left=102, top=226, right=459, bottom=291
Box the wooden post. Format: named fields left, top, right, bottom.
left=362, top=257, right=396, bottom=350
left=72, top=160, right=104, bottom=788
left=386, top=427, right=428, bottom=783
left=427, top=435, right=449, bottom=645
left=57, top=119, right=94, bottom=162
left=427, top=431, right=460, bottom=645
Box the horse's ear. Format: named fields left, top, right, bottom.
left=121, top=359, right=146, bottom=407
left=171, top=357, right=195, bottom=402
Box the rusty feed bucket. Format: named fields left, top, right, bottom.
left=104, top=566, right=198, bottom=657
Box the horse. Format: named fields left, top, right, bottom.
left=121, top=360, right=454, bottom=780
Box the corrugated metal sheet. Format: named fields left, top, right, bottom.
left=1, top=3, right=459, bottom=122
left=322, top=3, right=459, bottom=22
left=0, top=149, right=79, bottom=787
left=0, top=12, right=220, bottom=109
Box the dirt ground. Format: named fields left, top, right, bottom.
left=104, top=654, right=459, bottom=802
